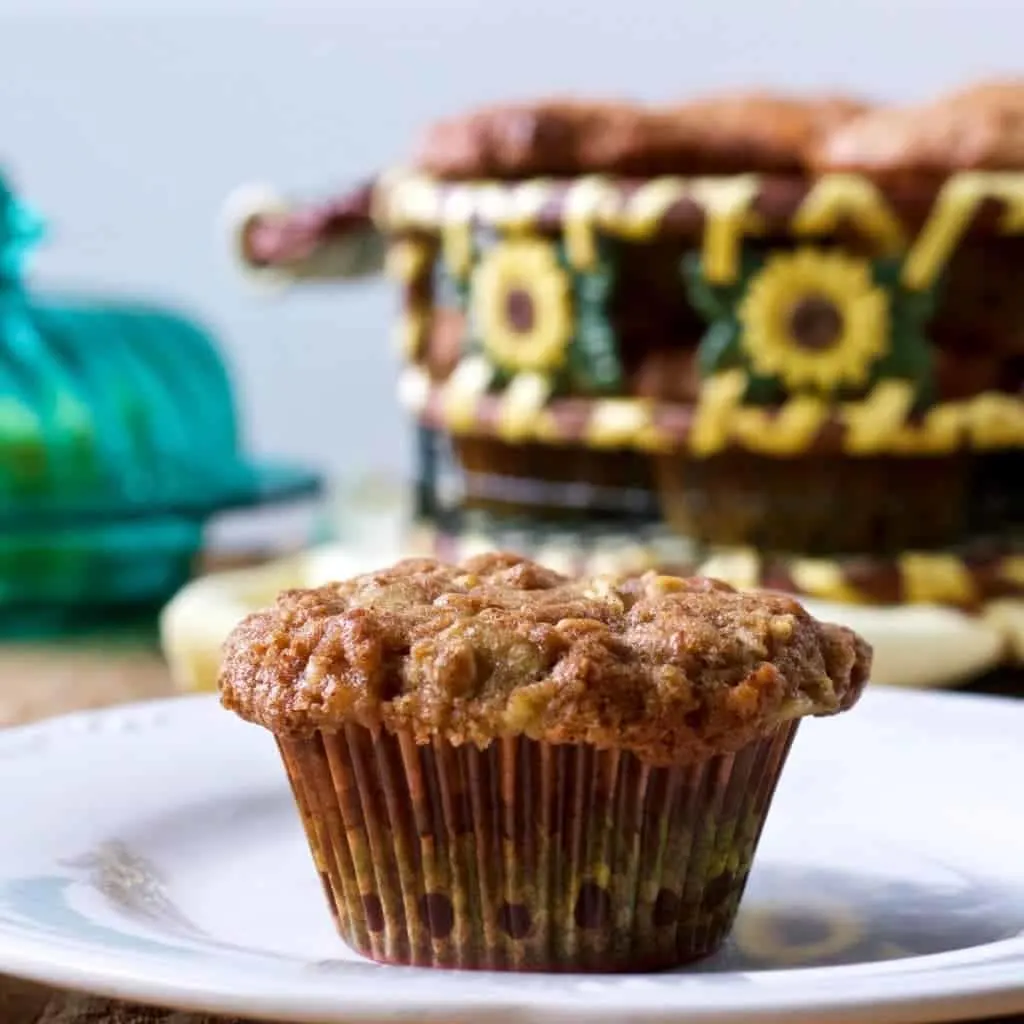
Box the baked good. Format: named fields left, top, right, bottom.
left=814, top=79, right=1024, bottom=184
left=219, top=552, right=870, bottom=971
left=224, top=79, right=1024, bottom=688
left=415, top=91, right=871, bottom=179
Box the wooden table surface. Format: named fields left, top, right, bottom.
left=0, top=630, right=259, bottom=1024
left=0, top=632, right=1020, bottom=1024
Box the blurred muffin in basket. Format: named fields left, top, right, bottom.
left=215, top=80, right=1024, bottom=689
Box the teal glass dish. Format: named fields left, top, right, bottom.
left=0, top=175, right=321, bottom=632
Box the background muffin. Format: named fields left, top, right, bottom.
left=414, top=90, right=873, bottom=180
left=813, top=79, right=1024, bottom=184
left=226, top=79, right=1024, bottom=688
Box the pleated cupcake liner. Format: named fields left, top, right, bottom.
left=277, top=720, right=798, bottom=972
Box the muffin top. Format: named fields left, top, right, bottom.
left=414, top=90, right=872, bottom=181
left=814, top=78, right=1024, bottom=183
left=219, top=553, right=870, bottom=763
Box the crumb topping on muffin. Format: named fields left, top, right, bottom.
left=220, top=553, right=870, bottom=761
left=814, top=78, right=1024, bottom=181
left=414, top=91, right=872, bottom=181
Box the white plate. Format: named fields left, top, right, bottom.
left=0, top=688, right=1021, bottom=1023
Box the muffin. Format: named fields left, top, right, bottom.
left=224, top=79, right=1024, bottom=687
left=219, top=552, right=871, bottom=971
left=811, top=78, right=1024, bottom=186
left=414, top=91, right=872, bottom=179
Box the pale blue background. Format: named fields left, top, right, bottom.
left=0, top=0, right=1019, bottom=484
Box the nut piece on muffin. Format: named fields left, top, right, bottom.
left=220, top=553, right=871, bottom=972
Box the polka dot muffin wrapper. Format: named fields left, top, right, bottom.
left=276, top=721, right=798, bottom=972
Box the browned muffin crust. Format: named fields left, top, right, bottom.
left=414, top=91, right=872, bottom=180
left=219, top=553, right=870, bottom=763
left=663, top=91, right=874, bottom=174
left=814, top=78, right=1024, bottom=182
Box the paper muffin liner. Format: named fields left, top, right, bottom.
left=276, top=721, right=798, bottom=972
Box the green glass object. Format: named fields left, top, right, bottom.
left=0, top=175, right=321, bottom=632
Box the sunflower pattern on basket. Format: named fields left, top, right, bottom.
left=686, top=248, right=935, bottom=406
left=466, top=236, right=622, bottom=397
left=224, top=83, right=1024, bottom=686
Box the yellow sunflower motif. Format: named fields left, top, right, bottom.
left=471, top=239, right=573, bottom=375
left=738, top=249, right=890, bottom=393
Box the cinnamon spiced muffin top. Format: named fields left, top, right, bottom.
left=814, top=78, right=1024, bottom=183
left=414, top=90, right=872, bottom=180
left=219, top=553, right=870, bottom=762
